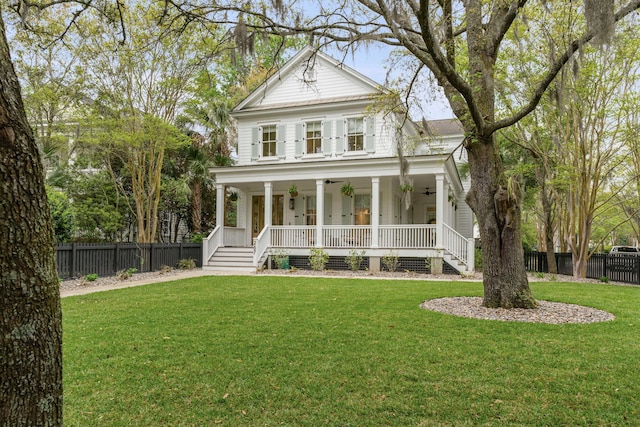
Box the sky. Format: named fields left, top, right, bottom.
left=326, top=44, right=455, bottom=120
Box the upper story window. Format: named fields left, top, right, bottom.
left=347, top=117, right=364, bottom=151
left=262, top=125, right=277, bottom=157
left=306, top=121, right=322, bottom=154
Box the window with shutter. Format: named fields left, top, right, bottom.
left=276, top=124, right=286, bottom=158
left=347, top=117, right=364, bottom=151
left=335, top=119, right=345, bottom=154
left=262, top=125, right=277, bottom=157
left=251, top=127, right=259, bottom=160
left=295, top=123, right=304, bottom=157
left=305, top=121, right=322, bottom=154
left=365, top=117, right=375, bottom=153
left=322, top=121, right=332, bottom=155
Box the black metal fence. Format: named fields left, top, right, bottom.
left=56, top=242, right=202, bottom=279
left=524, top=251, right=640, bottom=285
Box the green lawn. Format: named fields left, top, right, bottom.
left=62, top=276, right=640, bottom=426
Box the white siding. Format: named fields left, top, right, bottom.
left=455, top=201, right=474, bottom=239
left=235, top=109, right=402, bottom=165
left=250, top=58, right=375, bottom=108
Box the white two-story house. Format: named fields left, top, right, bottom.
left=203, top=46, right=474, bottom=273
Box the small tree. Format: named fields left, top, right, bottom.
left=309, top=247, right=329, bottom=271
left=382, top=250, right=400, bottom=272
left=345, top=249, right=365, bottom=271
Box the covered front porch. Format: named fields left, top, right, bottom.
left=203, top=155, right=475, bottom=273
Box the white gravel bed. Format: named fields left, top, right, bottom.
left=421, top=297, right=615, bottom=324
left=59, top=269, right=184, bottom=293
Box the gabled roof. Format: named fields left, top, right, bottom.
left=423, top=118, right=463, bottom=137
left=233, top=46, right=384, bottom=113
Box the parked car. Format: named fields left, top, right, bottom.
left=609, top=246, right=640, bottom=256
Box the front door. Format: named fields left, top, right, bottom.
left=252, top=195, right=284, bottom=239
left=252, top=196, right=264, bottom=239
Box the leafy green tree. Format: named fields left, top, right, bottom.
left=46, top=186, right=75, bottom=242
left=65, top=169, right=129, bottom=242
left=9, top=13, right=87, bottom=171
left=92, top=115, right=190, bottom=243
left=70, top=3, right=213, bottom=242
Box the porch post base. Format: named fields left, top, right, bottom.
left=369, top=256, right=380, bottom=273
left=431, top=257, right=443, bottom=275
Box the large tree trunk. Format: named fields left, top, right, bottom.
left=0, top=14, right=63, bottom=426
left=466, top=135, right=537, bottom=309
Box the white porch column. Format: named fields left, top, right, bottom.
left=435, top=174, right=445, bottom=249
left=443, top=180, right=450, bottom=227
left=371, top=177, right=380, bottom=248
left=315, top=179, right=324, bottom=247
left=216, top=183, right=225, bottom=246
left=264, top=182, right=273, bottom=228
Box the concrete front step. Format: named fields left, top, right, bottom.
left=205, top=246, right=255, bottom=271
left=203, top=265, right=256, bottom=273
left=443, top=253, right=470, bottom=274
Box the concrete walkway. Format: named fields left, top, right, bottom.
left=60, top=269, right=251, bottom=298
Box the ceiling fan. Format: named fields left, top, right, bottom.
left=422, top=188, right=436, bottom=196
left=325, top=179, right=343, bottom=184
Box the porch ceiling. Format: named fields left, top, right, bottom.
left=213, top=154, right=461, bottom=194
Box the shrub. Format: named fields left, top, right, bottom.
left=178, top=259, right=196, bottom=270
left=536, top=272, right=545, bottom=279
left=382, top=251, right=400, bottom=272
left=116, top=269, right=131, bottom=281
left=83, top=273, right=98, bottom=283
left=345, top=249, right=365, bottom=271
left=271, top=249, right=290, bottom=270
left=159, top=265, right=173, bottom=274
left=189, top=233, right=204, bottom=243
left=474, top=248, right=483, bottom=272
left=116, top=268, right=139, bottom=281
left=599, top=276, right=609, bottom=283
left=309, top=248, right=329, bottom=271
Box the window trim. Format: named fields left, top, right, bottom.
left=305, top=121, right=323, bottom=154
left=261, top=124, right=278, bottom=158
left=346, top=117, right=365, bottom=152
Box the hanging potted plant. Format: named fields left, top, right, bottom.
left=400, top=183, right=414, bottom=193
left=288, top=184, right=299, bottom=198
left=229, top=191, right=238, bottom=202
left=340, top=182, right=354, bottom=197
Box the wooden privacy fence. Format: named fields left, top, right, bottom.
left=56, top=242, right=202, bottom=279
left=524, top=251, right=640, bottom=286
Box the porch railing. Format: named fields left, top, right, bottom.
left=378, top=224, right=436, bottom=248
left=443, top=223, right=473, bottom=267
left=268, top=225, right=437, bottom=249
left=253, top=225, right=271, bottom=266
left=202, top=225, right=221, bottom=265
left=270, top=226, right=317, bottom=248
left=324, top=226, right=371, bottom=248
left=224, top=227, right=246, bottom=246
left=206, top=223, right=473, bottom=271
